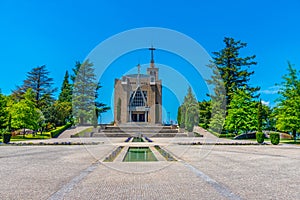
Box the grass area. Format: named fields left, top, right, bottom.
left=10, top=133, right=51, bottom=141
left=280, top=140, right=300, bottom=145
left=2, top=124, right=71, bottom=142
left=73, top=127, right=93, bottom=137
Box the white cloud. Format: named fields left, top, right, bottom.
left=259, top=86, right=281, bottom=95
left=261, top=100, right=270, bottom=106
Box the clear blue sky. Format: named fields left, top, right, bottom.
left=1, top=0, right=300, bottom=123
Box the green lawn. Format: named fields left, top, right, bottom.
left=10, top=133, right=52, bottom=141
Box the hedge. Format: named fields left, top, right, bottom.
left=270, top=132, right=280, bottom=145
left=256, top=131, right=264, bottom=144
left=50, top=123, right=72, bottom=138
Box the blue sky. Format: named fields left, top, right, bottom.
left=1, top=0, right=300, bottom=123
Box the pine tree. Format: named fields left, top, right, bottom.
left=13, top=65, right=57, bottom=109
left=275, top=62, right=300, bottom=142
left=207, top=64, right=226, bottom=133
left=58, top=71, right=72, bottom=103
left=72, top=60, right=97, bottom=125
left=198, top=100, right=211, bottom=129
left=209, top=37, right=259, bottom=107
left=178, top=87, right=199, bottom=132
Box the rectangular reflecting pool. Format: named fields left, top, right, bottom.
left=123, top=147, right=157, bottom=162
left=132, top=137, right=144, bottom=142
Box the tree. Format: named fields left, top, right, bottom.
left=58, top=71, right=72, bottom=103
left=12, top=65, right=57, bottom=109
left=198, top=100, right=211, bottom=129
left=257, top=100, right=263, bottom=133
left=9, top=89, right=43, bottom=136
left=94, top=82, right=110, bottom=125
left=177, top=105, right=186, bottom=128
left=225, top=88, right=257, bottom=134
left=72, top=60, right=98, bottom=125
left=56, top=70, right=73, bottom=125
left=178, top=87, right=199, bottom=132
left=209, top=37, right=259, bottom=108
left=275, top=62, right=300, bottom=141
left=207, top=64, right=226, bottom=133
left=0, top=90, right=8, bottom=130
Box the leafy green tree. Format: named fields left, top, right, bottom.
left=275, top=62, right=300, bottom=141
left=0, top=90, right=9, bottom=130
left=9, top=89, right=43, bottom=136
left=225, top=88, right=257, bottom=134
left=257, top=100, right=263, bottom=133
left=198, top=100, right=211, bottom=129
left=262, top=105, right=276, bottom=130
left=209, top=37, right=259, bottom=108
left=72, top=60, right=98, bottom=125
left=12, top=65, right=57, bottom=109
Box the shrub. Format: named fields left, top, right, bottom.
left=270, top=132, right=280, bottom=145
left=256, top=131, right=264, bottom=144
left=50, top=123, right=72, bottom=138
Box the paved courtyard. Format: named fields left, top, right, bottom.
left=0, top=137, right=299, bottom=199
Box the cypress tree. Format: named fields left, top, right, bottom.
left=58, top=71, right=72, bottom=103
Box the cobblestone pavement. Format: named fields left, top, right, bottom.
left=0, top=138, right=299, bottom=200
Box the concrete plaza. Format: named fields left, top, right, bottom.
left=0, top=137, right=299, bottom=200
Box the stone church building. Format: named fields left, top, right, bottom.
left=114, top=48, right=162, bottom=125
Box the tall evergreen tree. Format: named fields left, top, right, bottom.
left=71, top=61, right=82, bottom=83
left=207, top=63, right=226, bottom=133
left=58, top=71, right=72, bottom=103
left=72, top=60, right=97, bottom=125
left=198, top=100, right=211, bottom=129
left=12, top=65, right=57, bottom=109
left=178, top=87, right=199, bottom=132
left=275, top=62, right=300, bottom=141
left=53, top=70, right=73, bottom=126
left=209, top=37, right=259, bottom=108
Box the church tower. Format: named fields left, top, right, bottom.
left=147, top=46, right=159, bottom=84
left=114, top=46, right=162, bottom=125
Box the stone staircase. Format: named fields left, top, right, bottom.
left=92, top=124, right=187, bottom=137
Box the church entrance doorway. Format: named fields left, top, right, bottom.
left=131, top=112, right=146, bottom=122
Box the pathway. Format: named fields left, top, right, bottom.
left=58, top=126, right=92, bottom=138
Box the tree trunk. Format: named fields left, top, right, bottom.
left=292, top=130, right=296, bottom=142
